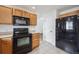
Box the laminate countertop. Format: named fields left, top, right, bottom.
left=0, top=32, right=13, bottom=38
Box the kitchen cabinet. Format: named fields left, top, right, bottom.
left=13, top=8, right=23, bottom=16
left=1, top=37, right=12, bottom=54
left=0, top=39, right=2, bottom=53
left=23, top=11, right=30, bottom=18
left=32, top=33, right=40, bottom=49
left=30, top=13, right=37, bottom=25
left=59, top=10, right=79, bottom=18
left=0, top=6, right=12, bottom=24
left=13, top=9, right=37, bottom=25
left=0, top=5, right=37, bottom=25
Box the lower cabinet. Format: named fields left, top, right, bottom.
left=32, top=33, right=40, bottom=49
left=0, top=39, right=2, bottom=53
left=0, top=33, right=40, bottom=54
left=1, top=37, right=12, bottom=54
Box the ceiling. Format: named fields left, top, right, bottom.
left=12, top=5, right=79, bottom=15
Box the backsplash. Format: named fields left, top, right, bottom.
left=29, top=26, right=36, bottom=33
left=0, top=25, right=13, bottom=32
left=0, top=25, right=38, bottom=33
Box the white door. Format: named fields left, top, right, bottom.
left=43, top=18, right=55, bottom=46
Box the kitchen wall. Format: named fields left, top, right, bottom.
left=0, top=24, right=30, bottom=33
left=0, top=25, right=13, bottom=32
left=0, top=25, right=38, bottom=33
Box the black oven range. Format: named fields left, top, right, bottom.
left=13, top=28, right=32, bottom=54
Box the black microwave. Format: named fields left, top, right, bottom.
left=13, top=16, right=30, bottom=26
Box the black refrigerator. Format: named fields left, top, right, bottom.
left=56, top=15, right=79, bottom=54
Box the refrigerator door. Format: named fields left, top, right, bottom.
left=56, top=15, right=79, bottom=54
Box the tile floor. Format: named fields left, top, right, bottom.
left=29, top=40, right=67, bottom=54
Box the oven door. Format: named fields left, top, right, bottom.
left=13, top=16, right=30, bottom=26
left=13, top=35, right=32, bottom=53
left=17, top=37, right=30, bottom=47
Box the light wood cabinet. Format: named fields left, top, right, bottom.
left=59, top=10, right=79, bottom=18
left=23, top=11, right=30, bottom=18
left=0, top=39, right=2, bottom=53
left=32, top=33, right=40, bottom=49
left=0, top=6, right=12, bottom=24
left=13, top=8, right=23, bottom=16
left=30, top=13, right=37, bottom=25
left=1, top=37, right=12, bottom=54
left=0, top=5, right=37, bottom=25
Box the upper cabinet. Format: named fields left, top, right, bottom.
left=30, top=13, right=37, bottom=25
left=23, top=11, right=30, bottom=18
left=59, top=10, right=79, bottom=18
left=0, top=5, right=37, bottom=25
left=12, top=8, right=23, bottom=16
left=0, top=6, right=12, bottom=24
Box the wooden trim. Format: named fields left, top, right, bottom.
left=0, top=5, right=12, bottom=9
left=59, top=10, right=79, bottom=18
left=0, top=23, right=12, bottom=25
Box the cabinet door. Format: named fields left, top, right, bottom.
left=0, top=39, right=2, bottom=53
left=2, top=38, right=12, bottom=54
left=0, top=6, right=12, bottom=24
left=32, top=33, right=40, bottom=49
left=23, top=11, right=30, bottom=18
left=30, top=13, right=37, bottom=25
left=13, top=8, right=23, bottom=16
left=32, top=39, right=39, bottom=49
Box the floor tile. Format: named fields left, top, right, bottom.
left=29, top=40, right=67, bottom=54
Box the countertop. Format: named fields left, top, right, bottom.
left=0, top=32, right=13, bottom=38
left=29, top=31, right=41, bottom=34
left=0, top=32, right=41, bottom=38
